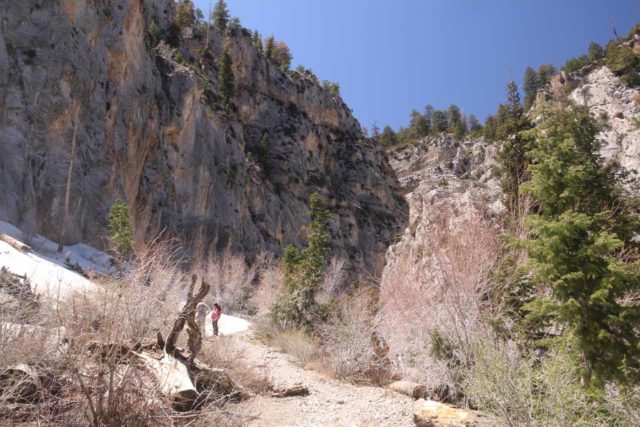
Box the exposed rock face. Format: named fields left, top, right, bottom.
left=385, top=135, right=503, bottom=265
left=0, top=0, right=407, bottom=278
left=569, top=66, right=640, bottom=177
left=413, top=399, right=480, bottom=427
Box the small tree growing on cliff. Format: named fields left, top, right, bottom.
left=212, top=0, right=229, bottom=32
left=272, top=193, right=331, bottom=330
left=219, top=49, right=235, bottom=109
left=108, top=199, right=134, bottom=259
left=174, top=0, right=196, bottom=29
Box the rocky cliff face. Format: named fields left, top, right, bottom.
left=383, top=135, right=503, bottom=279
left=0, top=0, right=407, bottom=278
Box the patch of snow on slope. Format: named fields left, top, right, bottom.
left=205, top=314, right=250, bottom=336
left=0, top=220, right=114, bottom=276
left=0, top=220, right=110, bottom=301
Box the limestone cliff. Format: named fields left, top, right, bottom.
left=0, top=0, right=407, bottom=278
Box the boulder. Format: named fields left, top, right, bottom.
left=413, top=399, right=477, bottom=427
left=388, top=380, right=427, bottom=399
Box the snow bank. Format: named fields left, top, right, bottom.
left=0, top=220, right=113, bottom=276
left=205, top=314, right=250, bottom=336
left=0, top=220, right=110, bottom=302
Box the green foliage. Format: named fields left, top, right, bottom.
left=431, top=110, right=448, bottom=133
left=147, top=21, right=160, bottom=47
left=264, top=36, right=275, bottom=60
left=523, top=66, right=539, bottom=111
left=272, top=193, right=331, bottom=331
left=495, top=79, right=532, bottom=210
left=166, top=22, right=181, bottom=48
left=108, top=199, right=134, bottom=259
left=212, top=0, right=229, bottom=32
left=219, top=49, right=235, bottom=109
left=562, top=54, right=590, bottom=73
left=253, top=30, right=263, bottom=55
left=588, top=41, right=604, bottom=61
left=379, top=125, right=398, bottom=147
left=256, top=132, right=271, bottom=175
left=322, top=80, right=340, bottom=96
left=520, top=105, right=640, bottom=386
left=464, top=339, right=615, bottom=426
left=174, top=0, right=196, bottom=29
left=606, top=44, right=640, bottom=87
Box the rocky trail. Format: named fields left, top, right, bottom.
left=219, top=329, right=415, bottom=427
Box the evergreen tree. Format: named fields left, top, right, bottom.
left=495, top=78, right=531, bottom=211
left=456, top=112, right=468, bottom=138
left=483, top=115, right=497, bottom=140
left=523, top=66, right=539, bottom=111
left=219, top=49, right=235, bottom=109
left=521, top=105, right=640, bottom=387
left=108, top=199, right=134, bottom=259
left=536, top=64, right=557, bottom=87
left=410, top=109, right=430, bottom=138
left=468, top=114, right=482, bottom=133
left=272, top=193, right=331, bottom=330
left=370, top=122, right=381, bottom=140
left=424, top=104, right=434, bottom=131
left=253, top=30, right=263, bottom=55
left=257, top=132, right=271, bottom=175
left=588, top=41, right=604, bottom=61
left=447, top=104, right=461, bottom=133
left=174, top=0, right=196, bottom=28
left=212, top=0, right=229, bottom=32
left=431, top=110, right=448, bottom=133
left=272, top=41, right=292, bottom=70
left=379, top=125, right=398, bottom=147
left=264, top=36, right=275, bottom=60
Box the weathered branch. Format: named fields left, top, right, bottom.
left=164, top=275, right=210, bottom=361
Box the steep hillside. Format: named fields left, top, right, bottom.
left=0, top=0, right=407, bottom=278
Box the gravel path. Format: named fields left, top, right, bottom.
left=226, top=331, right=415, bottom=427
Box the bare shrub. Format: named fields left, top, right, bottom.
left=196, top=251, right=258, bottom=314
left=315, top=288, right=393, bottom=385
left=251, top=257, right=282, bottom=315
left=380, top=204, right=501, bottom=398
left=200, top=336, right=272, bottom=396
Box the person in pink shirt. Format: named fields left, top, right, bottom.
left=211, top=303, right=222, bottom=336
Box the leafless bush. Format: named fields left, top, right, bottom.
left=200, top=336, right=272, bottom=396
left=196, top=251, right=258, bottom=314
left=315, top=288, right=393, bottom=385
left=380, top=204, right=502, bottom=398
left=251, top=256, right=282, bottom=315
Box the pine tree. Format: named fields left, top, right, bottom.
left=272, top=193, right=331, bottom=330
left=447, top=104, right=461, bottom=133
left=174, top=0, right=196, bottom=28
left=497, top=78, right=530, bottom=211
left=468, top=114, right=482, bottom=133
left=212, top=0, right=229, bottom=33
left=272, top=41, right=292, bottom=70
left=521, top=105, right=640, bottom=387
left=264, top=36, right=275, bottom=60
left=588, top=41, right=604, bottom=61
left=523, top=66, right=539, bottom=111
left=253, top=30, right=263, bottom=55
left=370, top=122, right=381, bottom=140
left=219, top=49, right=234, bottom=109
left=379, top=125, right=398, bottom=147
left=431, top=110, right=448, bottom=133
left=108, top=199, right=134, bottom=259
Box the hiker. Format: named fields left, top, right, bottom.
left=211, top=303, right=222, bottom=336
left=195, top=301, right=210, bottom=332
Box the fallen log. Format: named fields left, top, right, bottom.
left=388, top=380, right=427, bottom=399
left=0, top=234, right=32, bottom=253
left=270, top=384, right=309, bottom=398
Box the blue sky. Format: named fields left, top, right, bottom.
left=193, top=0, right=638, bottom=131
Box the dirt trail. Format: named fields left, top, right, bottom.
left=222, top=330, right=414, bottom=427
